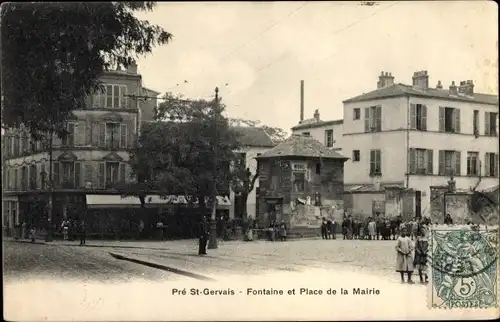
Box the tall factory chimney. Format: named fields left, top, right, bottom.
left=300, top=80, right=304, bottom=122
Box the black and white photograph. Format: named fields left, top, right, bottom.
left=2, top=1, right=499, bottom=321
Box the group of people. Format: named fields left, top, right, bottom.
left=320, top=218, right=337, bottom=239
left=267, top=220, right=288, bottom=242
left=60, top=218, right=87, bottom=246
left=395, top=217, right=431, bottom=284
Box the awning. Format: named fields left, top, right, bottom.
left=296, top=198, right=307, bottom=205
left=85, top=194, right=231, bottom=209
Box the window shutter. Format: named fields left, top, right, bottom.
left=485, top=112, right=490, bottom=136
left=421, top=105, right=427, bottom=131
left=113, top=85, right=120, bottom=108
left=454, top=151, right=461, bottom=175
left=364, top=107, right=370, bottom=132
left=75, top=121, right=86, bottom=146
left=120, top=85, right=128, bottom=108
left=376, top=106, right=382, bottom=131
left=376, top=150, right=381, bottom=173
left=99, top=123, right=106, bottom=147
left=119, top=163, right=126, bottom=182
left=75, top=162, right=81, bottom=188
left=438, top=150, right=445, bottom=175
left=484, top=153, right=490, bottom=176
left=439, top=107, right=445, bottom=132
left=53, top=162, right=60, bottom=187
left=106, top=85, right=113, bottom=108
left=68, top=122, right=76, bottom=146
left=324, top=130, right=328, bottom=146
left=426, top=150, right=433, bottom=174
left=496, top=153, right=499, bottom=177
left=409, top=148, right=416, bottom=174
left=410, top=104, right=416, bottom=129
left=454, top=109, right=461, bottom=133
left=370, top=150, right=375, bottom=174
left=98, top=162, right=105, bottom=188
left=120, top=124, right=127, bottom=148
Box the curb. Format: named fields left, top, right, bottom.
left=109, top=252, right=216, bottom=281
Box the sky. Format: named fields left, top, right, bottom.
left=134, top=1, right=498, bottom=133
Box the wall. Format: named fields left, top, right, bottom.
left=291, top=122, right=344, bottom=151
left=344, top=192, right=385, bottom=221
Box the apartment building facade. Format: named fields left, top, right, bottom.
left=2, top=62, right=157, bottom=235
left=342, top=70, right=499, bottom=215
left=291, top=109, right=344, bottom=152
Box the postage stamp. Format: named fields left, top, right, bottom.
left=428, top=225, right=498, bottom=309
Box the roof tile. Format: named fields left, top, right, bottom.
left=257, top=134, right=348, bottom=159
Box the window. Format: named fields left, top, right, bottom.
left=409, top=149, right=433, bottom=174
left=369, top=149, right=381, bottom=176
left=5, top=167, right=10, bottom=189
left=106, top=162, right=120, bottom=186
left=62, top=123, right=76, bottom=146
left=364, top=106, right=382, bottom=132
left=292, top=162, right=306, bottom=192
left=467, top=152, right=479, bottom=176
left=473, top=110, right=479, bottom=136
left=21, top=166, right=28, bottom=190
left=302, top=132, right=310, bottom=136
left=13, top=168, right=18, bottom=190
left=93, top=84, right=128, bottom=108
left=105, top=123, right=120, bottom=149
left=324, top=129, right=334, bottom=147
left=410, top=104, right=427, bottom=131
left=438, top=150, right=461, bottom=175
left=315, top=163, right=321, bottom=175
left=61, top=162, right=75, bottom=187
left=439, top=107, right=461, bottom=133
left=353, top=108, right=361, bottom=120
left=41, top=164, right=46, bottom=189
left=352, top=150, right=360, bottom=162
left=485, top=112, right=498, bottom=136
left=29, top=164, right=37, bottom=189
left=13, top=135, right=19, bottom=156
left=485, top=153, right=499, bottom=177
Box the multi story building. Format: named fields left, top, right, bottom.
left=341, top=70, right=499, bottom=215
left=291, top=109, right=344, bottom=152
left=2, top=62, right=158, bottom=236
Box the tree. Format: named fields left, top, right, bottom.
left=124, top=93, right=243, bottom=221
left=231, top=157, right=259, bottom=225
left=1, top=2, right=171, bottom=139
left=228, top=118, right=288, bottom=143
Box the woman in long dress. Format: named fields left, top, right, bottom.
left=395, top=228, right=414, bottom=283
left=368, top=218, right=376, bottom=240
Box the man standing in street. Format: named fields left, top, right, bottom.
left=79, top=220, right=87, bottom=246
left=198, top=216, right=209, bottom=256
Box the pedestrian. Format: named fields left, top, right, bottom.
left=268, top=220, right=276, bottom=241
left=346, top=215, right=354, bottom=240
left=368, top=217, right=376, bottom=240
left=21, top=221, right=27, bottom=239
left=278, top=220, right=287, bottom=241
left=198, top=216, right=209, bottom=255
left=330, top=218, right=337, bottom=239
left=444, top=213, right=453, bottom=225
left=29, top=226, right=36, bottom=243
left=326, top=218, right=334, bottom=239
left=79, top=220, right=87, bottom=246
left=321, top=217, right=328, bottom=240
left=375, top=213, right=383, bottom=240
left=411, top=217, right=419, bottom=240
left=414, top=224, right=429, bottom=284
left=395, top=228, right=414, bottom=283
left=156, top=219, right=164, bottom=240
left=61, top=219, right=69, bottom=241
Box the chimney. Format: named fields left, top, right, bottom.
left=412, top=70, right=429, bottom=90
left=436, top=80, right=443, bottom=89
left=449, top=81, right=458, bottom=95
left=300, top=80, right=304, bottom=122
left=377, top=71, right=395, bottom=89
left=313, top=109, right=320, bottom=121
left=458, top=80, right=474, bottom=96
left=127, top=60, right=138, bottom=74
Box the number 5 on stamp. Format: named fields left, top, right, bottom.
left=428, top=225, right=498, bottom=309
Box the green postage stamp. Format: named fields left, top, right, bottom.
left=428, top=225, right=498, bottom=309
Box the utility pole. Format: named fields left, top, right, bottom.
left=208, top=87, right=219, bottom=249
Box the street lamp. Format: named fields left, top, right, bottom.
left=208, top=87, right=219, bottom=249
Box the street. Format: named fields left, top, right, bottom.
left=3, top=241, right=177, bottom=283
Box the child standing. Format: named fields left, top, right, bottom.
left=29, top=226, right=36, bottom=243
left=414, top=224, right=429, bottom=284
left=395, top=228, right=414, bottom=283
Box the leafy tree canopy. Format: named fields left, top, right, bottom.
left=124, top=93, right=243, bottom=208
left=1, top=2, right=171, bottom=139
left=228, top=118, right=288, bottom=143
